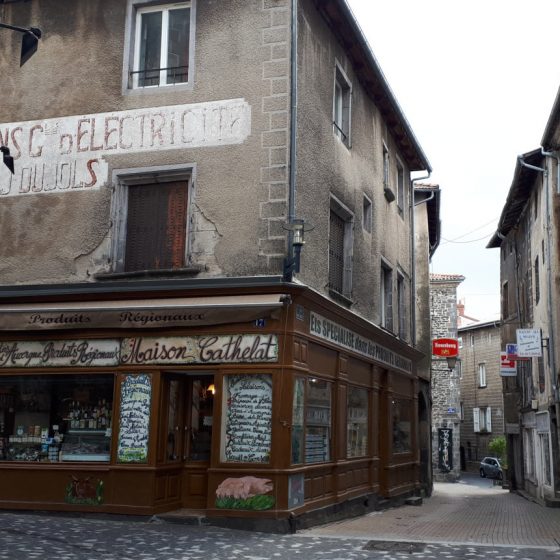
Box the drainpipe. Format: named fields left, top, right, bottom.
left=285, top=0, right=298, bottom=281
left=410, top=171, right=431, bottom=347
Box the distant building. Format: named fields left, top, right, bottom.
left=457, top=299, right=479, bottom=328
left=430, top=274, right=464, bottom=481
left=458, top=319, right=503, bottom=472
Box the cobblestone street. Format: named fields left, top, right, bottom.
left=1, top=476, right=560, bottom=560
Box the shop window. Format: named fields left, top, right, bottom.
left=333, top=64, right=352, bottom=147
left=0, top=375, right=114, bottom=463
left=540, top=432, right=552, bottom=486
left=305, top=378, right=332, bottom=463
left=221, top=374, right=272, bottom=463
left=347, top=386, right=368, bottom=458
left=126, top=1, right=194, bottom=90
left=392, top=398, right=411, bottom=454
left=291, top=378, right=305, bottom=464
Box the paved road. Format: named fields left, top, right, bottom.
left=303, top=473, right=560, bottom=548
left=1, top=475, right=560, bottom=559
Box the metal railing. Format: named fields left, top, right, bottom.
left=129, top=65, right=189, bottom=88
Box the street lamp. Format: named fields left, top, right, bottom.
left=283, top=219, right=308, bottom=281
left=0, top=22, right=42, bottom=66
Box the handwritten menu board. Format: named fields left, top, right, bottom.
left=117, top=374, right=151, bottom=463
left=223, top=374, right=272, bottom=463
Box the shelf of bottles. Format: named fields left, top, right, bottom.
left=65, top=399, right=112, bottom=432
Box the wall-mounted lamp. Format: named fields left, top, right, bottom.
left=207, top=383, right=216, bottom=396
left=283, top=219, right=311, bottom=282
left=446, top=356, right=458, bottom=371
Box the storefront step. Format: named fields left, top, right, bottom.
left=154, top=509, right=209, bottom=526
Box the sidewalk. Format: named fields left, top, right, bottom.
left=300, top=474, right=560, bottom=548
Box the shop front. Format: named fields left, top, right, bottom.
left=0, top=282, right=422, bottom=528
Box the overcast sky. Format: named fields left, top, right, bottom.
left=346, top=0, right=560, bottom=322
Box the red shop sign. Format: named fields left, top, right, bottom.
left=432, top=338, right=459, bottom=357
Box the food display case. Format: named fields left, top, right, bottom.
left=60, top=430, right=111, bottom=462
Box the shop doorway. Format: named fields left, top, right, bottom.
left=161, top=373, right=215, bottom=509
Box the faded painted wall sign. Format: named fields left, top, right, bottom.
left=117, top=373, right=152, bottom=463
left=0, top=98, right=251, bottom=197
left=120, top=334, right=278, bottom=365
left=309, top=312, right=412, bottom=374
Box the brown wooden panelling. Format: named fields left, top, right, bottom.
left=155, top=476, right=166, bottom=502
left=307, top=342, right=338, bottom=377
left=167, top=474, right=180, bottom=500
left=347, top=357, right=371, bottom=386
left=187, top=473, right=207, bottom=497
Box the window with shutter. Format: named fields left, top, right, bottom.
left=473, top=407, right=480, bottom=432
left=124, top=181, right=188, bottom=272
left=486, top=407, right=492, bottom=432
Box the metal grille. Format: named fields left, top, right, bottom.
left=125, top=181, right=187, bottom=272
left=329, top=210, right=345, bottom=294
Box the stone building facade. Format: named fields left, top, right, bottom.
left=0, top=0, right=437, bottom=528
left=458, top=320, right=504, bottom=472
left=430, top=274, right=464, bottom=481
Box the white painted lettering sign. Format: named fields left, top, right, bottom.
left=309, top=312, right=412, bottom=374
left=0, top=98, right=251, bottom=197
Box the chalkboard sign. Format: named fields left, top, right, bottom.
left=117, top=373, right=152, bottom=463
left=223, top=374, right=272, bottom=463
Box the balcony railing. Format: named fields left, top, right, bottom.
left=129, top=65, right=189, bottom=88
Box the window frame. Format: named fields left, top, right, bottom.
left=110, top=164, right=195, bottom=273
left=123, top=0, right=196, bottom=95
left=332, top=63, right=352, bottom=148
left=397, top=270, right=407, bottom=340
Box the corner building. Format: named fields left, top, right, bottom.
left=0, top=0, right=435, bottom=530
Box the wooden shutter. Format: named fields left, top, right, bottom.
left=486, top=407, right=492, bottom=433
left=125, top=181, right=187, bottom=272
left=473, top=407, right=480, bottom=432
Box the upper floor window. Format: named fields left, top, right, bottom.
left=478, top=362, right=487, bottom=388
left=381, top=261, right=393, bottom=331
left=333, top=65, right=352, bottom=147
left=535, top=255, right=540, bottom=304
left=502, top=281, right=509, bottom=319
left=328, top=197, right=354, bottom=300
left=125, top=180, right=189, bottom=271
left=128, top=2, right=193, bottom=90
left=397, top=271, right=407, bottom=340
left=111, top=167, right=193, bottom=273
left=396, top=159, right=405, bottom=215
left=362, top=194, right=372, bottom=233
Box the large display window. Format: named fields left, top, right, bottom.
left=0, top=374, right=114, bottom=463
left=305, top=379, right=332, bottom=463
left=347, top=386, right=368, bottom=458
left=392, top=398, right=412, bottom=454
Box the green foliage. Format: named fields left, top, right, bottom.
left=215, top=494, right=275, bottom=511
left=488, top=435, right=507, bottom=465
